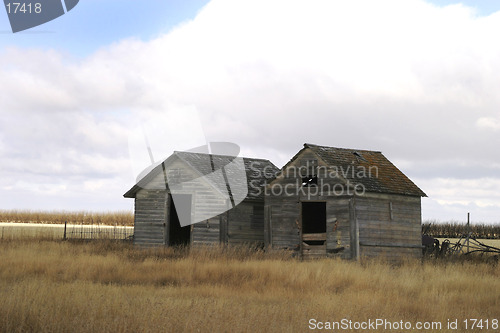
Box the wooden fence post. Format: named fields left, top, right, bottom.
left=63, top=221, right=67, bottom=240
left=467, top=212, right=470, bottom=253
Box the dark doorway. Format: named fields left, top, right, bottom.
left=301, top=202, right=327, bottom=259
left=302, top=202, right=326, bottom=234
left=168, top=194, right=191, bottom=246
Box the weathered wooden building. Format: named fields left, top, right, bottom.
left=264, top=143, right=426, bottom=260
left=124, top=151, right=279, bottom=247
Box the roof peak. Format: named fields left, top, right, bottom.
left=173, top=150, right=273, bottom=163
left=304, top=143, right=381, bottom=154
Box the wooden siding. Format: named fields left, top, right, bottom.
left=192, top=216, right=220, bottom=246
left=227, top=201, right=264, bottom=246
left=133, top=189, right=166, bottom=246
left=266, top=196, right=301, bottom=252
left=326, top=199, right=352, bottom=259
left=266, top=196, right=354, bottom=259
left=356, top=194, right=422, bottom=260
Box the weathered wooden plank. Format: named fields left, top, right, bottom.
left=358, top=224, right=421, bottom=232
left=134, top=188, right=167, bottom=246
left=360, top=242, right=424, bottom=249
left=302, top=233, right=327, bottom=241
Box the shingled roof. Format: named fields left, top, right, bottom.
left=284, top=143, right=426, bottom=197
left=124, top=152, right=279, bottom=200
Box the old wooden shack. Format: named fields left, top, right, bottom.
left=124, top=151, right=279, bottom=247
left=264, top=143, right=426, bottom=260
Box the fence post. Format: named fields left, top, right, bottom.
left=63, top=221, right=67, bottom=240
left=467, top=212, right=470, bottom=253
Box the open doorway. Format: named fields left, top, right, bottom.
left=168, top=194, right=191, bottom=246
left=302, top=202, right=326, bottom=234
left=301, top=202, right=326, bottom=258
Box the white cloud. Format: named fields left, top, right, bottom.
left=476, top=117, right=500, bottom=130
left=418, top=177, right=500, bottom=222
left=430, top=178, right=500, bottom=206
left=0, top=0, right=500, bottom=221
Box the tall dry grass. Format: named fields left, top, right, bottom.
left=1, top=239, right=499, bottom=332
left=0, top=209, right=133, bottom=226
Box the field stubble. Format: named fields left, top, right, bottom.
left=1, top=239, right=499, bottom=333
left=0, top=209, right=133, bottom=226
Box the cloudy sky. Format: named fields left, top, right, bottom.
left=1, top=0, right=499, bottom=223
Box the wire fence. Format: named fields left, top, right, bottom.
left=64, top=222, right=134, bottom=241
left=0, top=222, right=134, bottom=241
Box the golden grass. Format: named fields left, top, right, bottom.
left=1, top=239, right=499, bottom=332
left=0, top=224, right=63, bottom=239
left=0, top=209, right=133, bottom=226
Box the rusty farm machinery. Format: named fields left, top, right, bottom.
left=423, top=231, right=500, bottom=259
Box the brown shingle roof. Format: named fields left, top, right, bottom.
left=303, top=143, right=426, bottom=197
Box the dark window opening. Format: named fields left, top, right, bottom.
left=168, top=194, right=191, bottom=246
left=302, top=202, right=326, bottom=234
left=301, top=158, right=318, bottom=186
left=302, top=176, right=318, bottom=186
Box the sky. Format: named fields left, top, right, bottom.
left=0, top=0, right=499, bottom=223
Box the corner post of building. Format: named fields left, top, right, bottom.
left=163, top=192, right=170, bottom=246
left=349, top=196, right=360, bottom=260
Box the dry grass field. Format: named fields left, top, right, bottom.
left=0, top=210, right=133, bottom=226
left=1, top=238, right=499, bottom=333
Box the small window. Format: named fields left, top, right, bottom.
left=301, top=159, right=318, bottom=186
left=302, top=176, right=318, bottom=187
